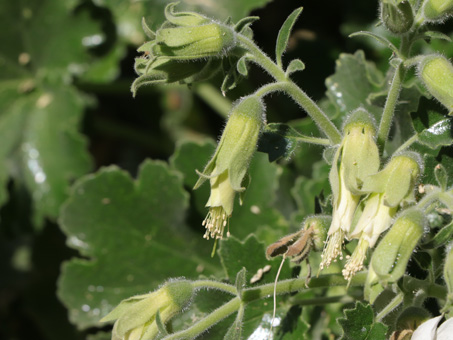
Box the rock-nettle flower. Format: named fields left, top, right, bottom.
left=343, top=152, right=422, bottom=281
left=194, top=96, right=264, bottom=240
left=411, top=315, right=453, bottom=340
left=320, top=109, right=379, bottom=271
left=100, top=280, right=194, bottom=340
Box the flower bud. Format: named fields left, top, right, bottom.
left=153, top=23, right=236, bottom=59
left=418, top=55, right=453, bottom=115
left=194, top=96, right=264, bottom=240
left=370, top=208, right=425, bottom=285
left=422, top=0, right=453, bottom=22
left=320, top=109, right=379, bottom=271
left=343, top=153, right=422, bottom=280
left=380, top=0, right=414, bottom=34
left=101, top=280, right=194, bottom=340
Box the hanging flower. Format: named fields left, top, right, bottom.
left=194, top=96, right=265, bottom=240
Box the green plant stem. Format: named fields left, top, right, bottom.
left=192, top=280, right=237, bottom=295
left=237, top=34, right=342, bottom=145
left=377, top=61, right=406, bottom=154
left=290, top=294, right=355, bottom=306
left=170, top=272, right=366, bottom=339
left=163, top=297, right=241, bottom=340
left=394, top=133, right=419, bottom=153
left=194, top=83, right=231, bottom=118
left=242, top=272, right=367, bottom=302
left=375, top=292, right=403, bottom=322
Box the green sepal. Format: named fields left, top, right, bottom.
left=155, top=310, right=169, bottom=337
left=340, top=109, right=380, bottom=195
left=361, top=152, right=422, bottom=207
left=164, top=2, right=209, bottom=26
left=141, top=18, right=156, bottom=39
left=275, top=7, right=303, bottom=67
left=234, top=16, right=259, bottom=33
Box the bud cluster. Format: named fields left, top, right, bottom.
left=132, top=3, right=238, bottom=96
left=319, top=108, right=424, bottom=283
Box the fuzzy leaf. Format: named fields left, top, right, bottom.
left=57, top=160, right=220, bottom=329
left=338, top=302, right=387, bottom=340
left=275, top=7, right=303, bottom=67
left=418, top=119, right=453, bottom=150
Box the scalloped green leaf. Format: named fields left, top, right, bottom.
left=325, top=51, right=384, bottom=118
left=417, top=118, right=453, bottom=149
left=219, top=235, right=291, bottom=285
left=338, top=302, right=387, bottom=340
left=275, top=7, right=303, bottom=67
left=57, top=160, right=220, bottom=329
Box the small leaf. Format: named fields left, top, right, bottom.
left=155, top=310, right=169, bottom=337
left=420, top=31, right=452, bottom=42
left=285, top=59, right=305, bottom=77
left=417, top=119, right=453, bottom=150
left=224, top=305, right=244, bottom=340
left=234, top=16, right=259, bottom=33
left=275, top=7, right=303, bottom=68
left=338, top=302, right=387, bottom=340
left=424, top=221, right=453, bottom=249
left=235, top=268, right=247, bottom=296
left=349, top=31, right=400, bottom=57
left=434, top=163, right=449, bottom=190
left=258, top=123, right=329, bottom=162
left=237, top=56, right=249, bottom=76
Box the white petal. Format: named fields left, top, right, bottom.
left=437, top=317, right=453, bottom=340
left=411, top=315, right=443, bottom=340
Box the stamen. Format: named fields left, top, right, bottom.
left=202, top=206, right=229, bottom=240
left=342, top=237, right=369, bottom=282
left=319, top=229, right=344, bottom=272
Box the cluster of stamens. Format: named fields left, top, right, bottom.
left=320, top=229, right=344, bottom=271
left=342, top=237, right=369, bottom=281
left=202, top=206, right=229, bottom=240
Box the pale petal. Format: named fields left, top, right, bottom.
left=411, top=315, right=442, bottom=340
left=437, top=317, right=453, bottom=340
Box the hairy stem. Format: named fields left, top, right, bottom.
left=376, top=292, right=404, bottom=322
left=192, top=280, right=237, bottom=295
left=377, top=61, right=406, bottom=154
left=194, top=83, right=232, bottom=118
left=237, top=34, right=342, bottom=145
left=163, top=298, right=241, bottom=340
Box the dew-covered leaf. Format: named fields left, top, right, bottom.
left=219, top=235, right=291, bottom=285
left=325, top=51, right=384, bottom=119
left=57, top=160, right=220, bottom=329
left=338, top=302, right=387, bottom=340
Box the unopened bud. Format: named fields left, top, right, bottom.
left=195, top=96, right=265, bottom=240
left=418, top=55, right=453, bottom=115
left=371, top=208, right=425, bottom=285
left=422, top=0, right=453, bottom=22
left=381, top=0, right=414, bottom=34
